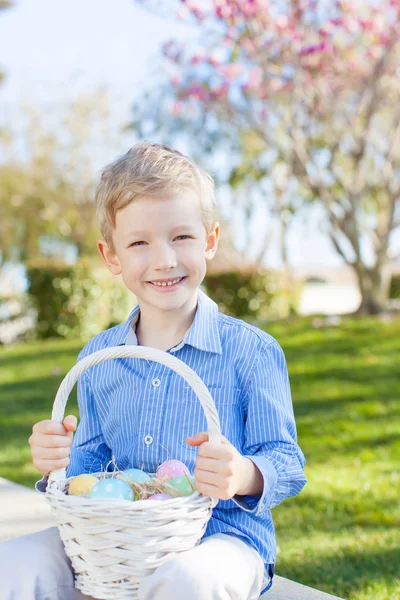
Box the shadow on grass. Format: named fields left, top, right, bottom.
left=274, top=493, right=400, bottom=536
left=276, top=544, right=400, bottom=599
left=0, top=344, right=82, bottom=370
left=0, top=376, right=79, bottom=445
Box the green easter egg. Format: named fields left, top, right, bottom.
left=166, top=474, right=196, bottom=497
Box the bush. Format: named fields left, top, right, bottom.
left=389, top=275, right=400, bottom=299
left=27, top=259, right=134, bottom=340
left=203, top=269, right=302, bottom=321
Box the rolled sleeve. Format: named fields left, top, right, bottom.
left=233, top=456, right=278, bottom=515
left=233, top=339, right=306, bottom=516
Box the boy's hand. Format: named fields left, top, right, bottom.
left=186, top=432, right=263, bottom=500
left=29, top=415, right=77, bottom=476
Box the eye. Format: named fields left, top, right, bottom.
left=129, top=241, right=146, bottom=247
left=175, top=235, right=192, bottom=241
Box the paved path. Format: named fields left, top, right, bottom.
left=0, top=477, right=54, bottom=542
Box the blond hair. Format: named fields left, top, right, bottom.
left=95, top=142, right=216, bottom=248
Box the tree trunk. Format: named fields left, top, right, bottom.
left=353, top=263, right=392, bottom=315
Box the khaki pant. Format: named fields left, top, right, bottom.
left=0, top=528, right=268, bottom=599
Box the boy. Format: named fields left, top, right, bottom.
left=1, top=142, right=306, bottom=600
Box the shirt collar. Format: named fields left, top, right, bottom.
left=112, top=290, right=222, bottom=355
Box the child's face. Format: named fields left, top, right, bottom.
left=98, top=193, right=219, bottom=314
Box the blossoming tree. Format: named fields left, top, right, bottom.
left=133, top=0, right=400, bottom=313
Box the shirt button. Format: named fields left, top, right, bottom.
left=151, top=378, right=161, bottom=388
left=144, top=435, right=153, bottom=445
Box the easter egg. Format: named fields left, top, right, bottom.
left=68, top=474, right=99, bottom=497
left=118, top=468, right=150, bottom=484
left=88, top=478, right=135, bottom=501
left=165, top=474, right=196, bottom=497
left=147, top=493, right=173, bottom=501
left=156, top=460, right=190, bottom=481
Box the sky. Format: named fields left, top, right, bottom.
left=0, top=0, right=351, bottom=272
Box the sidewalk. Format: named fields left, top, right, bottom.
left=0, top=477, right=54, bottom=542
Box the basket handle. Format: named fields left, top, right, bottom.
left=48, top=345, right=222, bottom=485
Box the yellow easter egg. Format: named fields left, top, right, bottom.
left=68, top=474, right=99, bottom=497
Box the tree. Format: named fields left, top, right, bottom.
left=132, top=0, right=400, bottom=314
left=0, top=91, right=117, bottom=268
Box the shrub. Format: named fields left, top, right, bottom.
left=27, top=259, right=134, bottom=340
left=389, top=275, right=400, bottom=299
left=203, top=269, right=302, bottom=321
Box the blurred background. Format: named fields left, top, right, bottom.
left=0, top=1, right=399, bottom=599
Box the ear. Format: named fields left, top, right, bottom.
left=205, top=222, right=220, bottom=261
left=97, top=239, right=122, bottom=275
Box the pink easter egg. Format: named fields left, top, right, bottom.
left=147, top=493, right=173, bottom=501
left=156, top=460, right=190, bottom=481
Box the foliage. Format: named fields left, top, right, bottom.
left=203, top=269, right=302, bottom=320
left=132, top=0, right=400, bottom=313
left=1, top=315, right=400, bottom=599
left=389, top=275, right=400, bottom=299
left=0, top=92, right=118, bottom=268
left=27, top=259, right=134, bottom=340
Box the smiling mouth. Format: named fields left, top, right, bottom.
left=148, top=277, right=186, bottom=287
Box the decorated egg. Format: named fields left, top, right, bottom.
left=118, top=468, right=150, bottom=484
left=68, top=474, right=99, bottom=497
left=88, top=478, right=135, bottom=501
left=147, top=493, right=173, bottom=501
left=156, top=460, right=190, bottom=481
left=165, top=474, right=196, bottom=497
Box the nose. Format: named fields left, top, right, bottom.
left=153, top=242, right=177, bottom=271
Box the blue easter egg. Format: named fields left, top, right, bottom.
left=88, top=478, right=135, bottom=501
left=119, top=468, right=150, bottom=484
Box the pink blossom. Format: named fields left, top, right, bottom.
left=242, top=38, right=257, bottom=54
left=191, top=54, right=204, bottom=65
left=343, top=18, right=359, bottom=34
left=171, top=76, right=182, bottom=87
left=218, top=63, right=242, bottom=81
left=275, top=15, right=289, bottom=29
left=170, top=100, right=183, bottom=116
left=319, top=21, right=338, bottom=36
left=208, top=56, right=221, bottom=66
left=299, top=41, right=328, bottom=56
left=247, top=67, right=263, bottom=90
left=379, top=33, right=390, bottom=46
left=185, top=85, right=207, bottom=101
left=359, top=19, right=375, bottom=32
left=270, top=78, right=283, bottom=92
left=210, top=83, right=229, bottom=100
left=368, top=46, right=382, bottom=60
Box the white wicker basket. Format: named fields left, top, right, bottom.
left=45, top=345, right=222, bottom=600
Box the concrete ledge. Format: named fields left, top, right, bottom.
left=0, top=477, right=53, bottom=542
left=261, top=575, right=344, bottom=599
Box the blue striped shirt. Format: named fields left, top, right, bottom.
left=67, top=290, right=306, bottom=571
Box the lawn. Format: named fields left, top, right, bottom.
left=0, top=316, right=399, bottom=600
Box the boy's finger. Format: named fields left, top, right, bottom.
left=34, top=446, right=71, bottom=460
left=186, top=432, right=209, bottom=446
left=30, top=433, right=73, bottom=448
left=33, top=420, right=72, bottom=436
left=62, top=415, right=77, bottom=432
left=35, top=457, right=71, bottom=475
left=186, top=432, right=229, bottom=447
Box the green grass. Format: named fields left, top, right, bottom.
left=1, top=317, right=399, bottom=599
